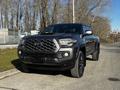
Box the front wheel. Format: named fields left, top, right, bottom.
left=70, top=51, right=85, bottom=78
left=21, top=63, right=30, bottom=73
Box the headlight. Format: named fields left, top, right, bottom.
left=19, top=39, right=25, bottom=45
left=59, top=38, right=77, bottom=46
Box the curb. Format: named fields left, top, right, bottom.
left=0, top=44, right=18, bottom=49
left=0, top=69, right=20, bottom=80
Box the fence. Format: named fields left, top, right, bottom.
left=0, top=29, right=19, bottom=44
left=0, top=29, right=39, bottom=45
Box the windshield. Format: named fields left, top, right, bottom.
left=41, top=24, right=83, bottom=34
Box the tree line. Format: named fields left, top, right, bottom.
left=0, top=0, right=111, bottom=41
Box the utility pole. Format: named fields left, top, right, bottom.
left=73, top=0, right=75, bottom=23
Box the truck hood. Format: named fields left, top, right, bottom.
left=24, top=33, right=73, bottom=40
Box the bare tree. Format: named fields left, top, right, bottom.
left=39, top=0, right=49, bottom=30
left=74, top=0, right=110, bottom=24
left=0, top=0, right=111, bottom=42
left=0, top=0, right=3, bottom=28
left=24, top=0, right=30, bottom=32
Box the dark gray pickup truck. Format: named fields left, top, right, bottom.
left=18, top=23, right=100, bottom=78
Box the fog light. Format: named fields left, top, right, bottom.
left=64, top=53, right=69, bottom=57
left=18, top=50, right=22, bottom=55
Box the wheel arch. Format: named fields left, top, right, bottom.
left=79, top=45, right=86, bottom=66
left=95, top=42, right=100, bottom=53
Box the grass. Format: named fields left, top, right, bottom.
left=0, top=48, right=18, bottom=72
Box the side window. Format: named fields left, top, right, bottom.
left=87, top=26, right=92, bottom=31
left=83, top=25, right=91, bottom=34
left=83, top=25, right=87, bottom=34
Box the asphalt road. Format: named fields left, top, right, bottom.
left=0, top=45, right=120, bottom=90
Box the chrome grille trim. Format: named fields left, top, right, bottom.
left=53, top=39, right=60, bottom=52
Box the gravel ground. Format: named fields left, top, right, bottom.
left=0, top=45, right=120, bottom=90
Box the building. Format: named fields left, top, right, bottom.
left=109, top=31, right=120, bottom=42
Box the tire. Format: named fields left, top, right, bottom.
left=21, top=63, right=30, bottom=73
left=71, top=51, right=85, bottom=78
left=92, top=46, right=99, bottom=61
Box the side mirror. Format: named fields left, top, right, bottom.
left=85, top=30, right=92, bottom=35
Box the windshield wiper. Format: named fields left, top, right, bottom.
left=41, top=32, right=54, bottom=35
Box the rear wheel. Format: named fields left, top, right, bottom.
left=92, top=46, right=100, bottom=61
left=71, top=51, right=85, bottom=78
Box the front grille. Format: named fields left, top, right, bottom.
left=25, top=39, right=58, bottom=53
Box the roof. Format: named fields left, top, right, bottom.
left=49, top=23, right=91, bottom=27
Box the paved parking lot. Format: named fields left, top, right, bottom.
left=0, top=45, right=120, bottom=90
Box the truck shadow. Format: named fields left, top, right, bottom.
left=11, top=59, right=71, bottom=77
left=0, top=86, right=18, bottom=90
left=101, top=47, right=120, bottom=53
left=86, top=57, right=97, bottom=61
left=108, top=77, right=120, bottom=82
left=11, top=59, right=22, bottom=71
left=86, top=57, right=93, bottom=61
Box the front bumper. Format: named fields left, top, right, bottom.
left=18, top=47, right=77, bottom=70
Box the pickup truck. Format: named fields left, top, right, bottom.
left=18, top=23, right=100, bottom=78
